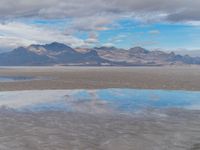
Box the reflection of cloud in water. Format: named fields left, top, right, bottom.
left=67, top=99, right=114, bottom=114
left=64, top=90, right=115, bottom=114
left=0, top=76, right=53, bottom=82
left=149, top=94, right=160, bottom=101
left=0, top=89, right=200, bottom=113
left=0, top=90, right=71, bottom=109
left=88, top=90, right=99, bottom=100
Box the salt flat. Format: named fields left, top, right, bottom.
left=0, top=67, right=200, bottom=150
left=0, top=66, right=200, bottom=91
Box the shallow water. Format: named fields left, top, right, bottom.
left=0, top=76, right=52, bottom=82
left=0, top=89, right=199, bottom=112
left=0, top=89, right=200, bottom=150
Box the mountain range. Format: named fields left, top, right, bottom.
left=0, top=42, right=200, bottom=66
left=171, top=49, right=200, bottom=57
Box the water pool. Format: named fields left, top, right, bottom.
left=0, top=89, right=199, bottom=112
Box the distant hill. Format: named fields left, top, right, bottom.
left=0, top=42, right=110, bottom=66
left=0, top=42, right=200, bottom=66
left=93, top=46, right=200, bottom=66
left=172, top=49, right=200, bottom=57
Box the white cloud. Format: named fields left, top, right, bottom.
left=70, top=15, right=115, bottom=32
left=0, top=22, right=94, bottom=51
left=102, top=43, right=115, bottom=47
left=148, top=30, right=160, bottom=34
left=85, top=32, right=99, bottom=44
left=184, top=21, right=200, bottom=26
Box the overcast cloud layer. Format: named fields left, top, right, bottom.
left=0, top=0, right=199, bottom=22
left=0, top=0, right=200, bottom=51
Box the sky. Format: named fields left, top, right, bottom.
left=0, top=0, right=200, bottom=52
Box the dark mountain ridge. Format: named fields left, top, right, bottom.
left=0, top=42, right=200, bottom=66
left=0, top=42, right=110, bottom=66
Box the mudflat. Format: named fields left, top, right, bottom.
left=0, top=66, right=200, bottom=91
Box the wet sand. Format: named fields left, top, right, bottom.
left=0, top=66, right=200, bottom=91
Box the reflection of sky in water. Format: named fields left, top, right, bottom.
left=0, top=76, right=35, bottom=82
left=96, top=89, right=200, bottom=111
left=1, top=89, right=200, bottom=112
left=0, top=76, right=53, bottom=82
left=72, top=91, right=92, bottom=101
left=25, top=100, right=72, bottom=112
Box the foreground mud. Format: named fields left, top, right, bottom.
left=0, top=109, right=200, bottom=150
